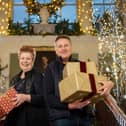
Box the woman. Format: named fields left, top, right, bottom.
left=4, top=46, right=50, bottom=126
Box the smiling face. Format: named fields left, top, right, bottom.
left=55, top=38, right=72, bottom=62
left=19, top=52, right=34, bottom=72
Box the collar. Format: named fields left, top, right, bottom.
left=56, top=56, right=73, bottom=63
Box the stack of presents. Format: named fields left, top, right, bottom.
left=59, top=61, right=106, bottom=103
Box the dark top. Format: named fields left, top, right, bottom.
left=43, top=57, right=93, bottom=121
left=4, top=69, right=50, bottom=126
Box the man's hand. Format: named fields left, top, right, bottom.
left=98, top=80, right=114, bottom=96
left=68, top=99, right=91, bottom=109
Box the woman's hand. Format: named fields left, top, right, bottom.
left=68, top=99, right=91, bottom=110
left=98, top=80, right=114, bottom=96
left=12, top=94, right=31, bottom=107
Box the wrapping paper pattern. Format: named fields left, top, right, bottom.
left=0, top=88, right=17, bottom=118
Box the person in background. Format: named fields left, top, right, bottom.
left=4, top=46, right=50, bottom=126
left=41, top=56, right=49, bottom=75
left=43, top=35, right=114, bottom=126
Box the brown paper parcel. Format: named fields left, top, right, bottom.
left=63, top=61, right=98, bottom=78
left=59, top=72, right=105, bottom=103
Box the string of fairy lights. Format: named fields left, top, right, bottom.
left=97, top=4, right=126, bottom=102
left=77, top=0, right=93, bottom=34
left=0, top=0, right=12, bottom=35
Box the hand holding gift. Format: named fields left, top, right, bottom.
left=98, top=80, right=114, bottom=96
left=59, top=61, right=114, bottom=104
left=11, top=93, right=31, bottom=107
left=68, top=99, right=91, bottom=109
left=0, top=87, right=17, bottom=118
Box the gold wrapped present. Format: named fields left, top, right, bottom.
left=0, top=87, right=17, bottom=118
left=59, top=72, right=105, bottom=103
left=63, top=61, right=98, bottom=78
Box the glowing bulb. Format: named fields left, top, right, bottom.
left=2, top=2, right=5, bottom=6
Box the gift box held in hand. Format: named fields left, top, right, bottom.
left=59, top=61, right=106, bottom=103
left=0, top=87, right=17, bottom=118
left=63, top=61, right=98, bottom=78
left=59, top=72, right=105, bottom=103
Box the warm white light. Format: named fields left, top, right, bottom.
left=77, top=0, right=92, bottom=34
left=0, top=0, right=12, bottom=35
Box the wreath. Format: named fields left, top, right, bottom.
left=23, top=0, right=64, bottom=15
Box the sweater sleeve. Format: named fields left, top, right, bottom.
left=43, top=65, right=68, bottom=110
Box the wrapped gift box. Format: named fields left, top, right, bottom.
left=0, top=88, right=17, bottom=118
left=59, top=72, right=106, bottom=103
left=63, top=61, right=98, bottom=78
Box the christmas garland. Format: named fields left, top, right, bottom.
left=23, top=0, right=64, bottom=15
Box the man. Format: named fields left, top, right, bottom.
left=41, top=56, right=49, bottom=75
left=43, top=35, right=114, bottom=126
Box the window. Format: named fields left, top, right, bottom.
left=13, top=0, right=116, bottom=23
left=13, top=0, right=27, bottom=23
left=93, top=0, right=116, bottom=19
left=13, top=0, right=76, bottom=23
left=38, top=0, right=51, bottom=3
left=13, top=6, right=28, bottom=23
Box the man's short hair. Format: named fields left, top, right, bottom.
left=55, top=35, right=71, bottom=43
